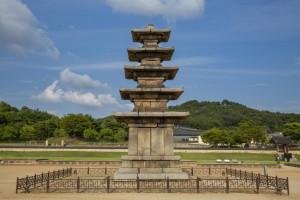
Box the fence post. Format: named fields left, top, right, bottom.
left=70, top=167, right=72, bottom=175
left=26, top=175, right=28, bottom=187
left=105, top=167, right=107, bottom=175
left=63, top=168, right=65, bottom=178
left=287, top=177, right=289, bottom=195
left=251, top=172, right=254, bottom=183
left=34, top=173, right=37, bottom=188
left=209, top=167, right=211, bottom=176
left=226, top=168, right=227, bottom=175
left=137, top=176, right=140, bottom=193
left=167, top=177, right=170, bottom=193
left=240, top=170, right=242, bottom=179
left=266, top=175, right=269, bottom=188
left=276, top=176, right=278, bottom=188
left=235, top=169, right=237, bottom=178
left=77, top=177, right=80, bottom=193
left=88, top=167, right=89, bottom=175
left=226, top=177, right=229, bottom=193
left=58, top=170, right=60, bottom=179
left=46, top=173, right=50, bottom=193
left=107, top=177, right=110, bottom=193
left=196, top=177, right=199, bottom=193
left=256, top=177, right=259, bottom=194
left=16, top=177, right=19, bottom=194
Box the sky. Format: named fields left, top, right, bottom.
left=0, top=0, right=300, bottom=118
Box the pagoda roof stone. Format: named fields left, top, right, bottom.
left=127, top=47, right=174, bottom=62
left=119, top=88, right=184, bottom=101
left=131, top=24, right=171, bottom=43
left=124, top=65, right=178, bottom=81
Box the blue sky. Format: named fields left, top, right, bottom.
left=0, top=0, right=300, bottom=118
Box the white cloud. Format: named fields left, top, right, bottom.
left=0, top=0, right=59, bottom=58
left=32, top=80, right=123, bottom=108
left=106, top=0, right=205, bottom=21
left=31, top=80, right=63, bottom=102
left=63, top=91, right=102, bottom=107
left=68, top=25, right=75, bottom=30
left=98, top=94, right=119, bottom=105
left=60, top=68, right=109, bottom=90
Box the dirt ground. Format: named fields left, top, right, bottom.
left=0, top=164, right=299, bottom=200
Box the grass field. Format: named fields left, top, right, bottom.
left=1, top=151, right=298, bottom=164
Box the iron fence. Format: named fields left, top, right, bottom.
left=16, top=167, right=289, bottom=195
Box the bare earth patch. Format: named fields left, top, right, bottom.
left=0, top=164, right=299, bottom=200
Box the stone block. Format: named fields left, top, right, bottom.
left=138, top=173, right=166, bottom=180
left=150, top=128, right=164, bottom=156
left=132, top=161, right=146, bottom=168
left=164, top=127, right=174, bottom=155
left=164, top=172, right=189, bottom=180
left=122, top=160, right=133, bottom=168
left=114, top=173, right=138, bottom=180
left=118, top=168, right=138, bottom=173
left=137, top=128, right=150, bottom=156
left=128, top=127, right=138, bottom=155
left=156, top=161, right=169, bottom=168
left=139, top=168, right=163, bottom=173
left=146, top=160, right=157, bottom=168
left=170, top=160, right=180, bottom=168
left=162, top=168, right=182, bottom=173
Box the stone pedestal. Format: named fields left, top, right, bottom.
left=114, top=24, right=189, bottom=179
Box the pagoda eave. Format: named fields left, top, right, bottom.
left=127, top=47, right=174, bottom=62
left=113, top=111, right=190, bottom=124
left=119, top=88, right=184, bottom=101
left=124, top=65, right=179, bottom=81
left=131, top=28, right=171, bottom=43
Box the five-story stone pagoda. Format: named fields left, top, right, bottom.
left=114, top=24, right=189, bottom=180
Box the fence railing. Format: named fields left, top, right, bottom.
left=226, top=168, right=289, bottom=195
left=16, top=167, right=289, bottom=195
left=16, top=168, right=72, bottom=193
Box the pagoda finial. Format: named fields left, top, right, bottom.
left=146, top=24, right=155, bottom=29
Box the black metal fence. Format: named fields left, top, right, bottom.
left=16, top=167, right=289, bottom=195
left=226, top=168, right=289, bottom=195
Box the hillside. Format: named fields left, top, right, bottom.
left=168, top=99, right=300, bottom=132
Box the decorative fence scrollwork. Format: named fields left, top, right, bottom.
left=16, top=167, right=289, bottom=195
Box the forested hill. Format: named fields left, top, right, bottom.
left=168, top=100, right=300, bottom=132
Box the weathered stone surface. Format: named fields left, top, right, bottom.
left=150, top=128, right=164, bottom=156
left=137, top=128, right=150, bottom=155
left=138, top=173, right=166, bottom=179
left=162, top=168, right=182, bottom=173
left=114, top=173, right=138, bottom=180
left=164, top=127, right=174, bottom=155
left=128, top=127, right=138, bottom=156
left=118, top=168, right=138, bottom=173
left=140, top=168, right=163, bottom=173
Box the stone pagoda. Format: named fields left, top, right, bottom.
left=114, top=24, right=189, bottom=180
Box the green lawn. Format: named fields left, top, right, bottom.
left=1, top=151, right=297, bottom=164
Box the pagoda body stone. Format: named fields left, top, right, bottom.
left=114, top=24, right=189, bottom=180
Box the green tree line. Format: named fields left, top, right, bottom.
left=0, top=102, right=128, bottom=142
left=169, top=99, right=300, bottom=133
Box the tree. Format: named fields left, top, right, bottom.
left=53, top=129, right=68, bottom=138
left=115, top=129, right=128, bottom=141
left=20, top=125, right=35, bottom=141
left=236, top=120, right=265, bottom=144
left=2, top=125, right=19, bottom=141
left=201, top=128, right=223, bottom=147
left=101, top=118, right=128, bottom=134
left=99, top=128, right=114, bottom=141
left=83, top=128, right=99, bottom=141
left=283, top=123, right=300, bottom=142
left=34, top=119, right=58, bottom=139
left=61, top=114, right=91, bottom=137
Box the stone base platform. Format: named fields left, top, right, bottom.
left=114, top=155, right=189, bottom=179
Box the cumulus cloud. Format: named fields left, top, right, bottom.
left=106, top=0, right=205, bottom=21
left=32, top=80, right=122, bottom=108
left=31, top=80, right=63, bottom=102
left=0, top=0, right=59, bottom=58
left=60, top=68, right=109, bottom=90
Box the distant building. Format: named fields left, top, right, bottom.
left=173, top=126, right=206, bottom=144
